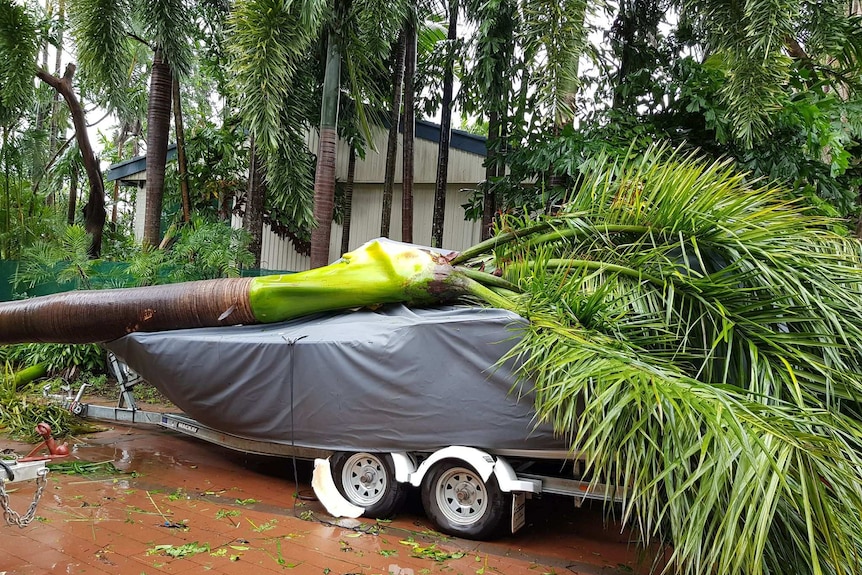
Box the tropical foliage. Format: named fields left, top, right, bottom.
left=2, top=146, right=862, bottom=573
left=1, top=1, right=862, bottom=571
left=471, top=146, right=862, bottom=574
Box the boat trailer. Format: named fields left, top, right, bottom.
left=43, top=352, right=627, bottom=540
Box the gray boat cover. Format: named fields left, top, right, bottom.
left=105, top=305, right=567, bottom=453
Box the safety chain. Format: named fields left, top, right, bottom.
left=0, top=467, right=49, bottom=528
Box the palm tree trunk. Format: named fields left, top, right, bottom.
left=401, top=19, right=416, bottom=244
left=36, top=64, right=105, bottom=258
left=143, top=48, right=173, bottom=247
left=431, top=0, right=459, bottom=248
left=481, top=110, right=499, bottom=240
left=67, top=165, right=77, bottom=225
left=2, top=128, right=8, bottom=258
left=111, top=123, right=130, bottom=225
left=381, top=30, right=406, bottom=238
left=172, top=74, right=191, bottom=224
left=245, top=135, right=266, bottom=268
left=0, top=278, right=256, bottom=344
left=33, top=15, right=50, bottom=188
left=310, top=33, right=342, bottom=268
left=49, top=0, right=65, bottom=157
left=340, top=144, right=357, bottom=255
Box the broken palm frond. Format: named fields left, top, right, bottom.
left=0, top=374, right=100, bottom=439
left=1, top=144, right=862, bottom=573
left=454, top=146, right=862, bottom=575
left=0, top=399, right=101, bottom=440
left=47, top=461, right=122, bottom=476
left=11, top=364, right=47, bottom=389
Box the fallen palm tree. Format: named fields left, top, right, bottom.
left=3, top=145, right=862, bottom=573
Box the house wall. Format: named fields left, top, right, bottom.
left=130, top=125, right=486, bottom=271
left=242, top=182, right=483, bottom=272
left=240, top=129, right=486, bottom=271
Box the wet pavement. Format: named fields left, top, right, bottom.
left=2, top=423, right=656, bottom=575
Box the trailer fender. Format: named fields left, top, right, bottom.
left=390, top=452, right=416, bottom=483
left=408, top=446, right=495, bottom=487
left=492, top=456, right=540, bottom=494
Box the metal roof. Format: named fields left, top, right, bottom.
left=105, top=120, right=486, bottom=182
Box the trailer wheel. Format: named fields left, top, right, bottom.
left=331, top=452, right=406, bottom=519
left=421, top=459, right=505, bottom=540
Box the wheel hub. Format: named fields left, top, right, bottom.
left=360, top=468, right=377, bottom=488
left=436, top=467, right=488, bottom=526
left=455, top=482, right=476, bottom=505
left=340, top=453, right=388, bottom=506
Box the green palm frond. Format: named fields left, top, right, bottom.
left=68, top=0, right=133, bottom=112
left=681, top=0, right=802, bottom=145
left=466, top=144, right=862, bottom=574
left=520, top=0, right=591, bottom=127
left=0, top=0, right=39, bottom=117
left=136, top=0, right=195, bottom=76
left=226, top=0, right=327, bottom=152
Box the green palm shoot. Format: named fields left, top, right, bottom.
left=2, top=145, right=862, bottom=574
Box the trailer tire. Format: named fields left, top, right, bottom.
left=331, top=452, right=406, bottom=519
left=421, top=459, right=505, bottom=540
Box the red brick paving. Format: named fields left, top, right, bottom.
left=2, top=424, right=655, bottom=575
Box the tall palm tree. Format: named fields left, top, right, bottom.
left=380, top=29, right=405, bottom=239
left=340, top=143, right=357, bottom=254
left=462, top=0, right=518, bottom=239
left=431, top=0, right=459, bottom=249
left=229, top=0, right=407, bottom=269
left=69, top=0, right=194, bottom=247
left=401, top=18, right=417, bottom=244
left=244, top=135, right=266, bottom=268
left=310, top=29, right=342, bottom=267
left=172, top=75, right=191, bottom=224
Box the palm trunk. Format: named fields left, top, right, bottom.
left=0, top=239, right=469, bottom=344
left=33, top=19, right=50, bottom=188
left=172, top=74, right=191, bottom=224
left=67, top=165, right=77, bottom=225
left=48, top=0, right=65, bottom=157
left=431, top=0, right=459, bottom=248
left=143, top=48, right=173, bottom=247
left=2, top=128, right=9, bottom=258
left=0, top=278, right=256, bottom=344
left=481, top=111, right=499, bottom=240
left=245, top=135, right=266, bottom=268
left=310, top=34, right=342, bottom=268
left=36, top=64, right=105, bottom=258
left=111, top=123, right=130, bottom=225
left=340, top=145, right=357, bottom=255
left=381, top=30, right=406, bottom=238
left=401, top=20, right=416, bottom=244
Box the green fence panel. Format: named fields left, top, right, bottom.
left=0, top=260, right=81, bottom=301
left=240, top=268, right=295, bottom=277
left=1, top=261, right=294, bottom=302
left=0, top=261, right=17, bottom=302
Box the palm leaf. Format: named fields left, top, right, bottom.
left=470, top=144, right=862, bottom=574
